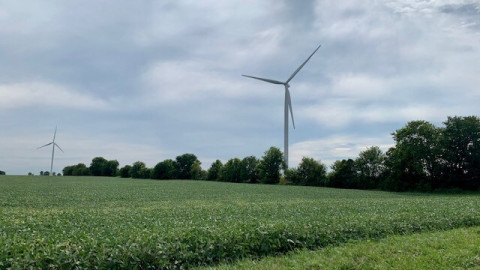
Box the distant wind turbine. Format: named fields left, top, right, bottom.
left=242, top=44, right=321, bottom=168
left=37, top=126, right=64, bottom=175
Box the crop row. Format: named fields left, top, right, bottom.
left=1, top=177, right=479, bottom=269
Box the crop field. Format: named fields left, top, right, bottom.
left=1, top=176, right=480, bottom=269
left=210, top=226, right=480, bottom=269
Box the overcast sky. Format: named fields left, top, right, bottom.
left=1, top=0, right=479, bottom=175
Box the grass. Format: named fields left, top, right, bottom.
left=207, top=226, right=480, bottom=269
left=0, top=176, right=479, bottom=269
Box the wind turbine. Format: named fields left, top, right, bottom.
left=37, top=126, right=64, bottom=176
left=242, top=44, right=321, bottom=168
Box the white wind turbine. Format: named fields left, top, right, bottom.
left=37, top=126, right=64, bottom=176
left=243, top=44, right=321, bottom=168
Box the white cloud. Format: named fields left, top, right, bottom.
left=0, top=82, right=109, bottom=110
left=290, top=135, right=394, bottom=168
left=141, top=60, right=279, bottom=105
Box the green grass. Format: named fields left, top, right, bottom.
left=1, top=176, right=479, bottom=269
left=207, top=226, right=480, bottom=269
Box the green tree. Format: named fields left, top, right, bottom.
left=152, top=159, right=177, bottom=180
left=72, top=163, right=89, bottom=176
left=103, top=160, right=119, bottom=177
left=328, top=159, right=357, bottom=188
left=130, top=161, right=147, bottom=179
left=258, top=147, right=284, bottom=184
left=63, top=166, right=73, bottom=176
left=219, top=158, right=242, bottom=182
left=175, top=153, right=199, bottom=179
left=191, top=160, right=206, bottom=180
left=207, top=160, right=223, bottom=181
left=284, top=168, right=300, bottom=184
left=90, top=157, right=108, bottom=176
left=119, top=165, right=132, bottom=178
left=440, top=116, right=480, bottom=190
left=295, top=157, right=327, bottom=186
left=142, top=168, right=152, bottom=179
left=384, top=121, right=440, bottom=191
left=355, top=146, right=385, bottom=189
left=240, top=156, right=259, bottom=183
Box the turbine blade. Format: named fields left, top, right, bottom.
left=37, top=142, right=53, bottom=149
left=286, top=89, right=295, bottom=129
left=53, top=126, right=57, bottom=141
left=242, top=75, right=284, bottom=85
left=286, top=44, right=321, bottom=84
left=54, top=143, right=64, bottom=153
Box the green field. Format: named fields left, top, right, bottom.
left=209, top=226, right=480, bottom=269
left=1, top=176, right=479, bottom=269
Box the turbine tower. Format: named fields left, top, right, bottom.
left=37, top=126, right=64, bottom=176
left=242, top=44, right=321, bottom=168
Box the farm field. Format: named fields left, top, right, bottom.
left=1, top=176, right=479, bottom=269
left=208, top=226, right=480, bottom=270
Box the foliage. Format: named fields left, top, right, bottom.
left=384, top=121, right=440, bottom=191
left=104, top=160, right=120, bottom=177
left=175, top=153, right=199, bottom=179
left=219, top=158, right=242, bottom=182
left=1, top=176, right=479, bottom=269
left=152, top=159, right=176, bottom=180
left=191, top=160, right=206, bottom=180
left=258, top=147, right=284, bottom=184
left=440, top=116, right=480, bottom=190
left=119, top=165, right=132, bottom=178
left=211, top=226, right=480, bottom=270
left=240, top=156, right=259, bottom=183
left=0, top=170, right=5, bottom=175
left=328, top=159, right=358, bottom=188
left=287, top=157, right=327, bottom=186
left=207, top=160, right=223, bottom=181
left=90, top=157, right=108, bottom=176
left=355, top=146, right=385, bottom=189
left=297, top=157, right=327, bottom=186
left=130, top=161, right=147, bottom=179
left=89, top=157, right=119, bottom=177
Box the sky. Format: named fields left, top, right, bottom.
left=1, top=0, right=480, bottom=175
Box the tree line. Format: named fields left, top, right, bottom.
left=320, top=115, right=480, bottom=191
left=63, top=116, right=480, bottom=192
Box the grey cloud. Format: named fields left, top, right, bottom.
left=1, top=0, right=480, bottom=174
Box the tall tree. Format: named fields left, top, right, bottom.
left=355, top=146, right=385, bottom=188
left=190, top=160, right=206, bottom=180
left=328, top=159, right=357, bottom=188
left=219, top=158, right=242, bottom=182
left=103, top=160, right=119, bottom=177
left=440, top=116, right=480, bottom=189
left=90, top=157, right=108, bottom=176
left=152, top=159, right=177, bottom=180
left=258, top=147, right=284, bottom=184
left=130, top=161, right=147, bottom=179
left=240, top=156, right=259, bottom=183
left=119, top=165, right=132, bottom=178
left=70, top=163, right=89, bottom=176
left=207, top=160, right=223, bottom=181
left=385, top=121, right=440, bottom=191
left=296, top=157, right=327, bottom=186
left=175, top=153, right=198, bottom=179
